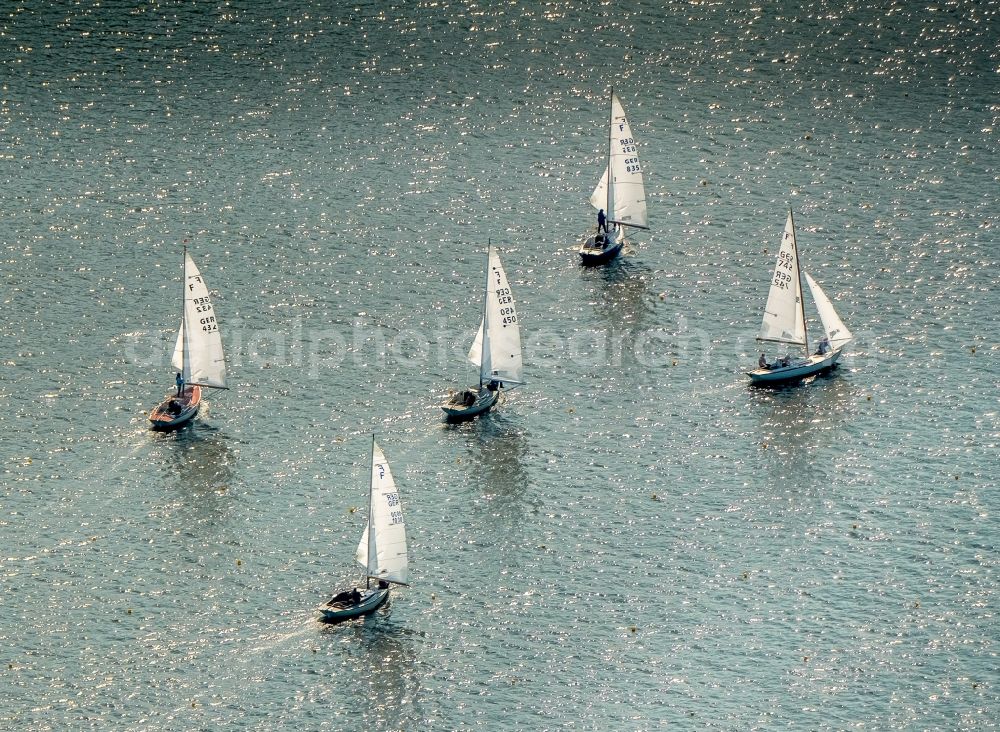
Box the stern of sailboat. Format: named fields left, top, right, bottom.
left=580, top=227, right=624, bottom=264
left=319, top=587, right=391, bottom=623
left=441, top=386, right=499, bottom=420
left=148, top=385, right=202, bottom=430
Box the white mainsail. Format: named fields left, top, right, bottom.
left=804, top=272, right=853, bottom=349
left=355, top=440, right=408, bottom=585
left=757, top=212, right=807, bottom=349
left=589, top=92, right=648, bottom=230
left=467, top=246, right=524, bottom=386
left=171, top=252, right=227, bottom=389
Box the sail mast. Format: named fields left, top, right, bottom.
left=605, top=87, right=613, bottom=222
left=478, top=241, right=491, bottom=389
left=181, top=243, right=189, bottom=381
left=366, top=433, right=375, bottom=590
left=789, top=209, right=809, bottom=356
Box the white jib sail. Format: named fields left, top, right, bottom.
left=757, top=212, right=806, bottom=348
left=589, top=92, right=647, bottom=230
left=170, top=322, right=185, bottom=374
left=467, top=316, right=488, bottom=379
left=590, top=168, right=609, bottom=216
left=468, top=246, right=523, bottom=385
left=804, top=272, right=853, bottom=349
left=355, top=440, right=408, bottom=585
left=171, top=252, right=227, bottom=388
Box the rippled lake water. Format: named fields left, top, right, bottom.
left=1, top=1, right=997, bottom=729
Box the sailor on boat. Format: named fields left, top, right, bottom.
left=148, top=247, right=228, bottom=430
left=320, top=437, right=409, bottom=623
left=746, top=211, right=854, bottom=385
left=580, top=90, right=649, bottom=265
left=441, top=244, right=524, bottom=420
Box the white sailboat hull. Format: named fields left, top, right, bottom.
left=320, top=587, right=390, bottom=623
left=746, top=349, right=843, bottom=385
left=441, top=386, right=499, bottom=420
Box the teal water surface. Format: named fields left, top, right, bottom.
left=1, top=2, right=997, bottom=729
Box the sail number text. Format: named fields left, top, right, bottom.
left=188, top=291, right=216, bottom=330
left=382, top=491, right=403, bottom=525
left=495, top=286, right=517, bottom=325
left=384, top=489, right=403, bottom=525
left=772, top=271, right=793, bottom=290
left=774, top=252, right=795, bottom=290
left=192, top=295, right=214, bottom=315
left=618, top=137, right=640, bottom=173
left=772, top=250, right=794, bottom=289
left=618, top=137, right=637, bottom=153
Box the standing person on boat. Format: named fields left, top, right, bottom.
left=148, top=247, right=229, bottom=431
left=597, top=208, right=608, bottom=233
left=816, top=336, right=830, bottom=355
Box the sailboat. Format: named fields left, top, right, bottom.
left=442, top=244, right=524, bottom=420
left=148, top=246, right=228, bottom=430
left=321, top=436, right=408, bottom=623
left=747, top=211, right=853, bottom=385
left=580, top=89, right=649, bottom=266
